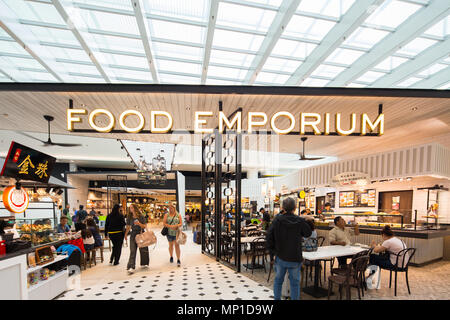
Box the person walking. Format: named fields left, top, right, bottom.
left=266, top=197, right=312, bottom=300
left=163, top=205, right=183, bottom=267
left=125, top=204, right=149, bottom=274
left=105, top=204, right=126, bottom=265
left=76, top=205, right=88, bottom=223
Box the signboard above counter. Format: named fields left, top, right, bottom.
left=0, top=142, right=56, bottom=183
left=339, top=189, right=376, bottom=208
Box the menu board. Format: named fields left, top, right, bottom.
left=326, top=192, right=335, bottom=207
left=339, top=189, right=375, bottom=207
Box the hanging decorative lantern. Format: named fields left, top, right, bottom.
left=3, top=183, right=29, bottom=214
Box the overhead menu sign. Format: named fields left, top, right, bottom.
left=0, top=141, right=56, bottom=183
left=332, top=172, right=370, bottom=187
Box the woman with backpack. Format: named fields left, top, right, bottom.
left=163, top=205, right=183, bottom=267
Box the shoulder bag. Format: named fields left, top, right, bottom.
left=161, top=214, right=176, bottom=236
left=136, top=226, right=157, bottom=248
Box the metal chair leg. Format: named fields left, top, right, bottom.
left=328, top=281, right=332, bottom=300
left=394, top=271, right=398, bottom=296
left=406, top=269, right=411, bottom=294
left=389, top=270, right=392, bottom=288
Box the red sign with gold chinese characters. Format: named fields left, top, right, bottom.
left=1, top=141, right=56, bottom=183
left=2, top=185, right=29, bottom=214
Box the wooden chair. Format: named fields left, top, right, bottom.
left=328, top=255, right=369, bottom=300
left=380, top=248, right=416, bottom=296
left=95, top=246, right=104, bottom=263
left=84, top=248, right=97, bottom=268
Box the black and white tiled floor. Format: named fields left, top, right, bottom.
left=58, top=262, right=274, bottom=300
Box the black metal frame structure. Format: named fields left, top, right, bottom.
left=106, top=175, right=127, bottom=215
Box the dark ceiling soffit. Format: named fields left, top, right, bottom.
left=0, top=83, right=449, bottom=98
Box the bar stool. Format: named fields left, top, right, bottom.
left=95, top=246, right=104, bottom=263
left=84, top=248, right=97, bottom=268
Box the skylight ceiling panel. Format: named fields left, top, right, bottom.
left=396, top=76, right=422, bottom=87
left=159, top=73, right=200, bottom=84
left=148, top=20, right=206, bottom=45
left=206, top=78, right=242, bottom=85
left=26, top=26, right=80, bottom=47
left=373, top=56, right=409, bottom=71
left=311, top=64, right=346, bottom=79
left=209, top=50, right=256, bottom=68
left=91, top=34, right=144, bottom=53
left=271, top=39, right=317, bottom=59
left=284, top=15, right=336, bottom=41
left=207, top=65, right=248, bottom=80
left=43, top=46, right=91, bottom=62
left=324, top=48, right=365, bottom=65
left=342, top=27, right=390, bottom=50
left=96, top=52, right=149, bottom=68
left=54, top=62, right=99, bottom=75
left=437, top=81, right=450, bottom=90
left=143, top=0, right=209, bottom=23
left=68, top=75, right=107, bottom=83
left=263, top=57, right=302, bottom=73
left=24, top=70, right=57, bottom=81
left=3, top=0, right=66, bottom=25
left=153, top=42, right=203, bottom=61
left=247, top=0, right=283, bottom=6
left=254, top=71, right=289, bottom=84
left=212, top=29, right=264, bottom=51
left=355, top=70, right=386, bottom=83
left=0, top=41, right=30, bottom=56
left=396, top=37, right=438, bottom=57
left=424, top=16, right=450, bottom=38
left=105, top=68, right=152, bottom=81
left=0, top=28, right=11, bottom=38
left=3, top=56, right=45, bottom=70
left=296, top=0, right=355, bottom=18
left=156, top=60, right=202, bottom=75
left=77, top=8, right=140, bottom=36
left=347, top=82, right=367, bottom=88
left=417, top=63, right=448, bottom=77
left=364, top=0, right=422, bottom=29
left=301, top=77, right=330, bottom=86
left=217, top=2, right=277, bottom=33
left=75, top=0, right=133, bottom=11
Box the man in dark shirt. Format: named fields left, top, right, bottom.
left=266, top=197, right=312, bottom=300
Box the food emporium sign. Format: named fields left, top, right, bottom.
left=1, top=141, right=56, bottom=183
left=332, top=172, right=370, bottom=186
left=67, top=109, right=384, bottom=136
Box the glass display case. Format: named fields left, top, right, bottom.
left=318, top=210, right=409, bottom=229
left=15, top=218, right=67, bottom=247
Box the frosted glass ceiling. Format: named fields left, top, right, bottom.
left=0, top=0, right=448, bottom=89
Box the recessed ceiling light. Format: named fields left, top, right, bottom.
left=2, top=113, right=8, bottom=117
left=411, top=107, right=418, bottom=111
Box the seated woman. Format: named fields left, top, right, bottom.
left=78, top=223, right=95, bottom=252
left=370, top=225, right=409, bottom=269
left=86, top=218, right=103, bottom=249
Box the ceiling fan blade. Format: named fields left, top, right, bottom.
left=16, top=131, right=46, bottom=143
left=302, top=157, right=325, bottom=161
left=48, top=142, right=83, bottom=147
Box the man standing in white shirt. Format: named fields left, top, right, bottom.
left=329, top=216, right=360, bottom=266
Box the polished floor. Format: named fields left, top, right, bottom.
left=57, top=223, right=450, bottom=300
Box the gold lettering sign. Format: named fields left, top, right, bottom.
left=66, top=109, right=384, bottom=136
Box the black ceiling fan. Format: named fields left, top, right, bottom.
left=18, top=115, right=82, bottom=147
left=291, top=137, right=324, bottom=161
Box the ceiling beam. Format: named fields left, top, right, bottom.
left=51, top=0, right=111, bottom=83
left=370, top=37, right=450, bottom=88
left=328, top=0, right=450, bottom=87
left=130, top=0, right=159, bottom=83
left=285, top=0, right=384, bottom=86
left=0, top=68, right=16, bottom=82
left=201, top=0, right=219, bottom=84
left=244, top=0, right=302, bottom=84
left=410, top=66, right=450, bottom=89
left=0, top=1, right=63, bottom=82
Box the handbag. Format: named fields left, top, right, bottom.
left=161, top=214, right=176, bottom=236
left=136, top=228, right=157, bottom=248
left=176, top=228, right=187, bottom=245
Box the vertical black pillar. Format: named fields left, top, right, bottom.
left=201, top=138, right=206, bottom=253
left=235, top=133, right=242, bottom=272
left=214, top=129, right=222, bottom=261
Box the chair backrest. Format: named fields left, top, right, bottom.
left=317, top=236, right=325, bottom=247
left=252, top=237, right=266, bottom=252
left=394, top=247, right=416, bottom=269
left=348, top=255, right=370, bottom=282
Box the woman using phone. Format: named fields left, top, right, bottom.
left=125, top=204, right=149, bottom=274
left=163, top=205, right=183, bottom=267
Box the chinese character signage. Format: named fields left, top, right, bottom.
left=0, top=141, right=56, bottom=183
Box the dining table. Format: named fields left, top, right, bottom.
left=302, top=245, right=369, bottom=298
